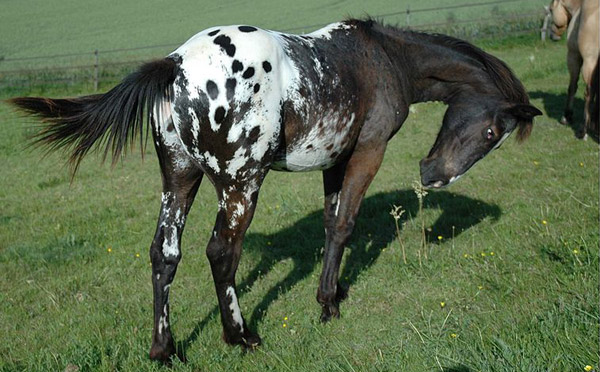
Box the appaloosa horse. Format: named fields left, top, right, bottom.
left=549, top=0, right=599, bottom=138
left=10, top=19, right=541, bottom=362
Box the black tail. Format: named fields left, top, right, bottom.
left=9, top=57, right=180, bottom=173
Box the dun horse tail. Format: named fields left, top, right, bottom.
left=9, top=57, right=180, bottom=173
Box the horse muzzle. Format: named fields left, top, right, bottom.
left=419, top=157, right=450, bottom=189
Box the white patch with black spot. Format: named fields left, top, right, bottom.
left=153, top=102, right=193, bottom=171
left=273, top=112, right=355, bottom=171
left=170, top=25, right=294, bottom=178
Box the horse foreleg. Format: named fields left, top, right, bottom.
left=562, top=49, right=583, bottom=128
left=581, top=57, right=597, bottom=140
left=318, top=145, right=386, bottom=322
left=206, top=177, right=265, bottom=348
left=149, top=173, right=202, bottom=362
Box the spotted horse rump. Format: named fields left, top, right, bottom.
left=10, top=19, right=542, bottom=363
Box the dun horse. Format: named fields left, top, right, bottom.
left=549, top=0, right=599, bottom=138
left=10, top=20, right=541, bottom=362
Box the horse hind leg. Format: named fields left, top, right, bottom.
left=148, top=116, right=203, bottom=363
left=581, top=56, right=599, bottom=140
left=561, top=49, right=582, bottom=129
left=206, top=174, right=266, bottom=348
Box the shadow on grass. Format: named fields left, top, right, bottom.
left=442, top=365, right=473, bottom=372
left=178, top=189, right=501, bottom=356
left=529, top=90, right=598, bottom=143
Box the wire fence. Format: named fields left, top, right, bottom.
left=0, top=0, right=547, bottom=90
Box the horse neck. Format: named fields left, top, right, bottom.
left=565, top=0, right=582, bottom=15
left=377, top=31, right=498, bottom=104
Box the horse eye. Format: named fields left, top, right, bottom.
left=486, top=128, right=494, bottom=140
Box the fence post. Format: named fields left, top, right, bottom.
left=541, top=6, right=550, bottom=42
left=94, top=49, right=99, bottom=91
left=406, top=6, right=411, bottom=28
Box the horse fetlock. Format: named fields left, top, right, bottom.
left=222, top=328, right=262, bottom=349
left=320, top=303, right=341, bottom=323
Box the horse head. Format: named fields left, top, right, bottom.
left=419, top=96, right=542, bottom=188
left=549, top=0, right=581, bottom=40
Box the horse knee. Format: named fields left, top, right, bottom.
left=150, top=243, right=181, bottom=266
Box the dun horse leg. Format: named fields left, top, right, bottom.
left=581, top=58, right=597, bottom=140
left=206, top=177, right=265, bottom=348
left=318, top=146, right=386, bottom=322
left=562, top=50, right=582, bottom=128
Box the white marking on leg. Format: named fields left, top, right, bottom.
left=334, top=191, right=342, bottom=217
left=226, top=286, right=244, bottom=332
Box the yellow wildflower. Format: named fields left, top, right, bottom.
left=135, top=253, right=140, bottom=258
left=437, top=235, right=443, bottom=241
left=450, top=333, right=457, bottom=338
left=107, top=247, right=112, bottom=253
left=584, top=366, right=593, bottom=372
left=440, top=302, right=446, bottom=308
left=542, top=220, right=547, bottom=225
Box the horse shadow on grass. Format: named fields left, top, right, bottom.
left=529, top=90, right=599, bottom=143
left=178, top=189, right=501, bottom=356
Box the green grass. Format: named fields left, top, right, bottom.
left=1, top=0, right=546, bottom=70
left=0, top=21, right=599, bottom=372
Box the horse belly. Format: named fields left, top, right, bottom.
left=271, top=112, right=357, bottom=171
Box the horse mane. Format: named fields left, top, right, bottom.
left=348, top=18, right=533, bottom=140
left=349, top=18, right=529, bottom=104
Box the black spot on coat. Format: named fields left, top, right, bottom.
left=232, top=60, right=244, bottom=73
left=226, top=78, right=237, bottom=100
left=214, top=106, right=226, bottom=124
left=238, top=26, right=258, bottom=32
left=253, top=84, right=260, bottom=93
left=208, top=29, right=220, bottom=36
left=242, top=67, right=255, bottom=79
left=213, top=35, right=236, bottom=57
left=206, top=80, right=219, bottom=100
left=262, top=61, right=272, bottom=73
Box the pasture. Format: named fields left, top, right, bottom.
left=0, top=1, right=598, bottom=371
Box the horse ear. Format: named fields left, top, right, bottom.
left=505, top=104, right=543, bottom=142
left=505, top=104, right=543, bottom=121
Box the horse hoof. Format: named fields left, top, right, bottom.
left=320, top=304, right=341, bottom=323
left=149, top=344, right=176, bottom=364
left=242, top=333, right=262, bottom=351
left=575, top=130, right=587, bottom=140
left=559, top=116, right=569, bottom=125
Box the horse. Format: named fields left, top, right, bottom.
left=549, top=0, right=599, bottom=139
left=9, top=19, right=542, bottom=363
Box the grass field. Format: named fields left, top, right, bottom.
left=1, top=0, right=545, bottom=72
left=1, top=2, right=599, bottom=372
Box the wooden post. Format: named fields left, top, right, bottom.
left=541, top=6, right=551, bottom=42
left=94, top=49, right=99, bottom=91
left=406, top=6, right=411, bottom=29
